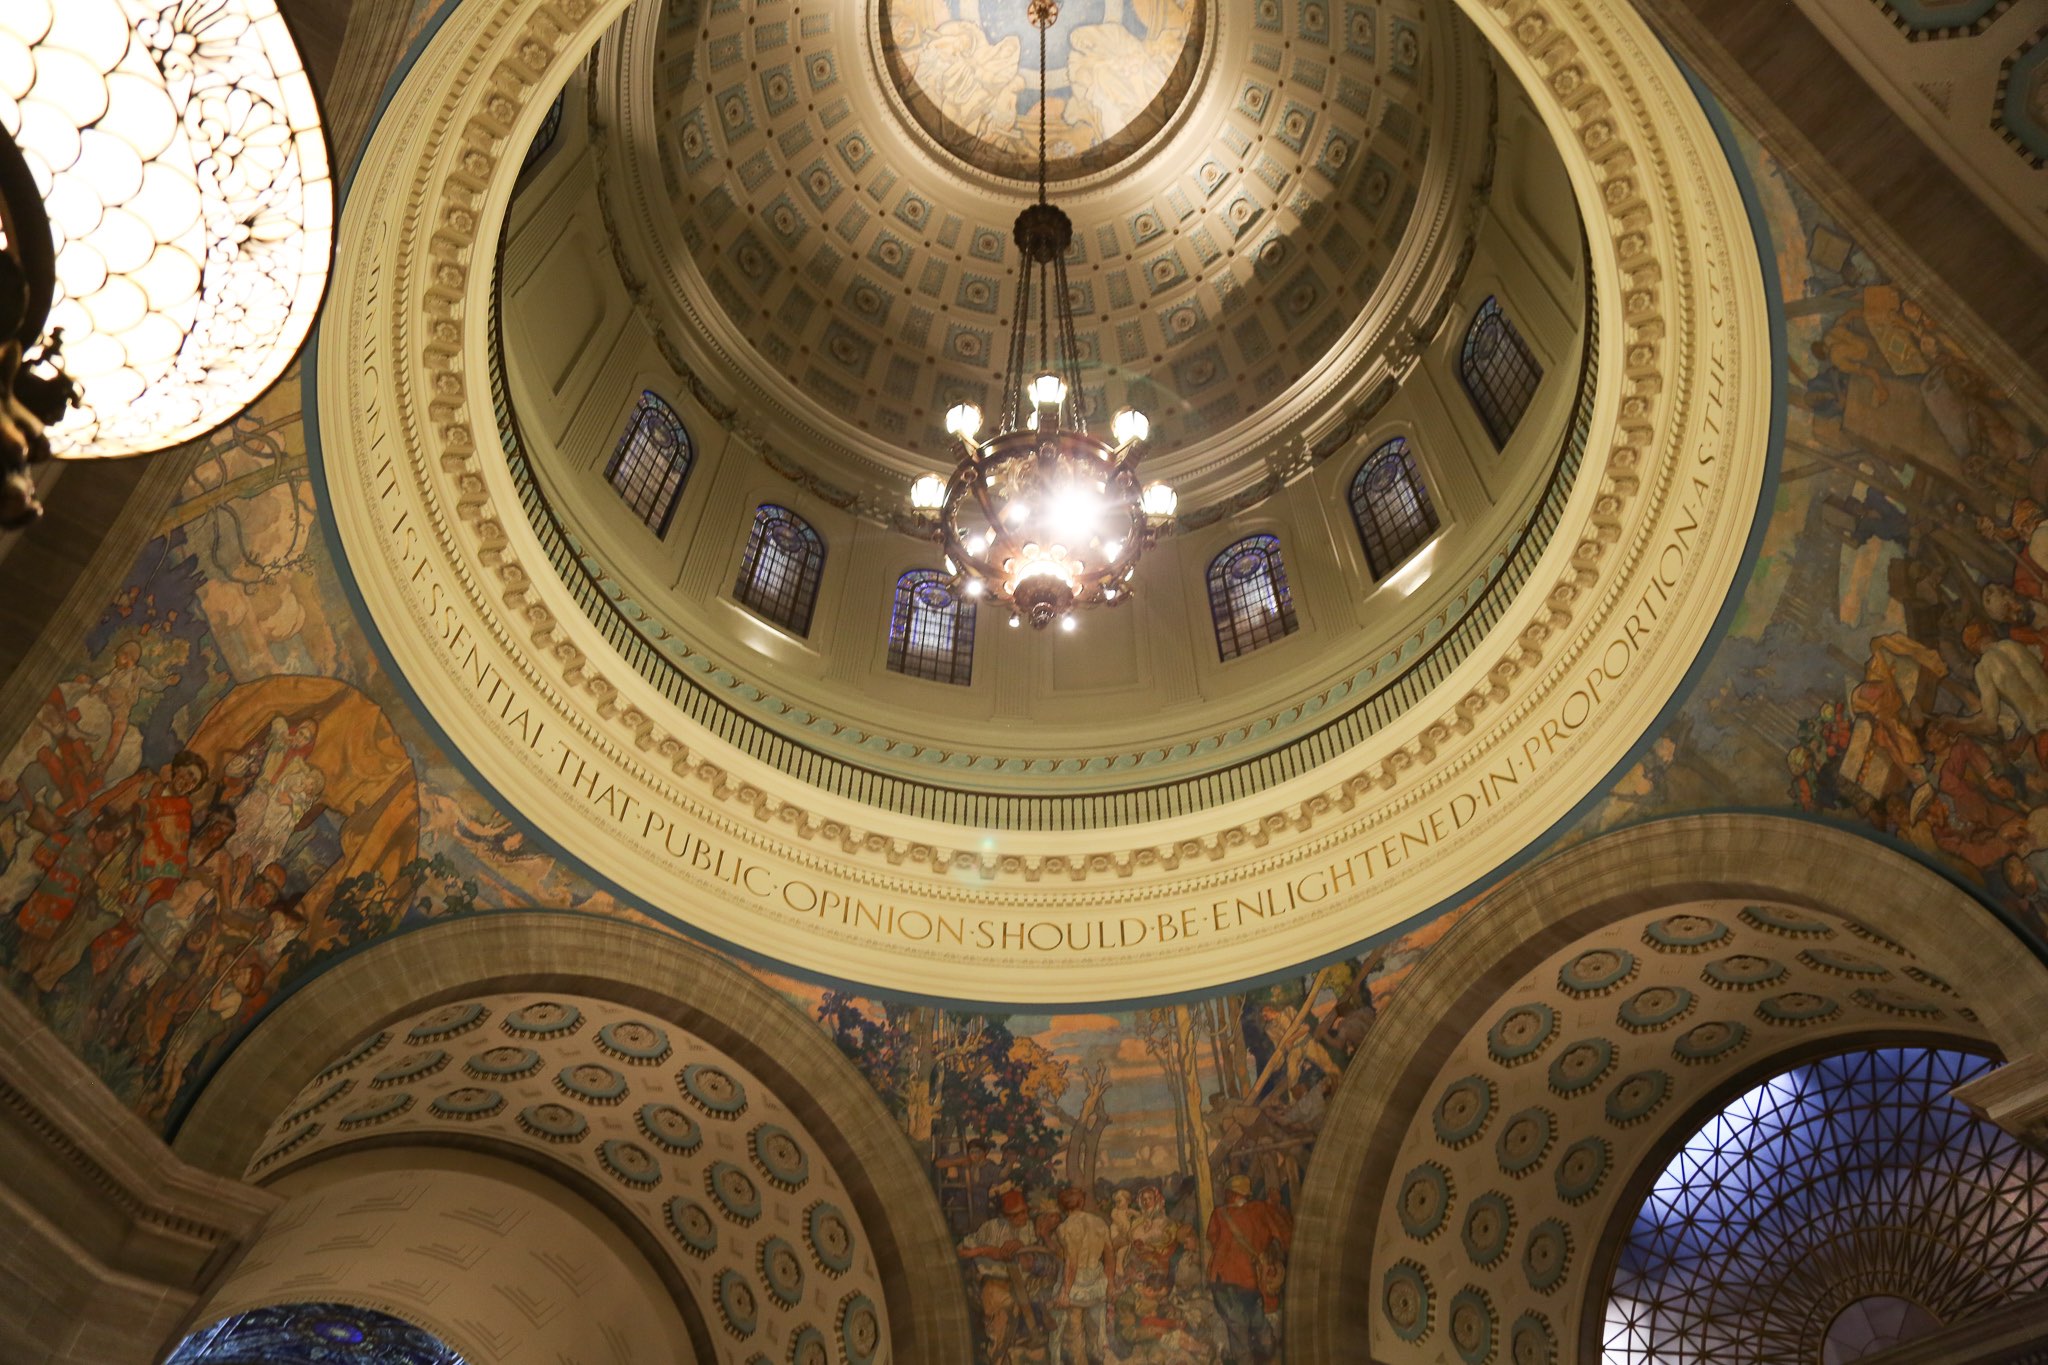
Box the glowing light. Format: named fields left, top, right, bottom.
left=1059, top=615, right=1077, bottom=633
left=964, top=578, right=984, bottom=597
left=1382, top=542, right=1437, bottom=597
left=944, top=402, right=982, bottom=439
left=1140, top=482, right=1178, bottom=518
left=1008, top=613, right=1021, bottom=628
left=1027, top=373, right=1067, bottom=408
left=909, top=473, right=946, bottom=509
left=1045, top=485, right=1102, bottom=543
left=1112, top=407, right=1150, bottom=445
left=2, top=0, right=334, bottom=456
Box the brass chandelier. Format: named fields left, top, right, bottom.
left=907, top=0, right=1175, bottom=632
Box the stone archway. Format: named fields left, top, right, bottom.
left=173, top=911, right=973, bottom=1363
left=1286, top=813, right=2048, bottom=1362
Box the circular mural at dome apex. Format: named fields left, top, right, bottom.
left=881, top=0, right=1207, bottom=180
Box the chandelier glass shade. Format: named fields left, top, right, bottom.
left=0, top=0, right=333, bottom=460
left=907, top=1, right=1174, bottom=632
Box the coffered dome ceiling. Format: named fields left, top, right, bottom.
left=319, top=0, right=1774, bottom=1000
left=625, top=0, right=1487, bottom=499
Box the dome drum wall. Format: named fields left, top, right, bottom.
left=316, top=0, right=1772, bottom=1001
left=497, top=90, right=1588, bottom=787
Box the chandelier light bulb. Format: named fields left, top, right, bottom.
left=1111, top=407, right=1150, bottom=445
left=1140, top=482, right=1178, bottom=519
left=1028, top=373, right=1067, bottom=408
left=944, top=402, right=982, bottom=439
left=964, top=578, right=985, bottom=597
left=1059, top=615, right=1078, bottom=633
left=1004, top=501, right=1030, bottom=524
left=1008, top=613, right=1022, bottom=628
left=909, top=473, right=947, bottom=509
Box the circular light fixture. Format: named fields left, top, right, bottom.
left=0, top=0, right=333, bottom=484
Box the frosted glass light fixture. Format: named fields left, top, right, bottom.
left=0, top=0, right=333, bottom=466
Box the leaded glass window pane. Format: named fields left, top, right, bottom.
left=888, top=569, right=976, bottom=685
left=1601, top=1046, right=2048, bottom=1365
left=167, top=1302, right=470, bottom=1364
left=519, top=91, right=566, bottom=177
left=1208, top=533, right=1299, bottom=662
left=1350, top=436, right=1439, bottom=579
left=734, top=504, right=825, bottom=637
left=1459, top=296, right=1542, bottom=447
left=604, top=391, right=693, bottom=534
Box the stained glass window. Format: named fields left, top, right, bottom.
left=1350, top=436, right=1439, bottom=579
left=519, top=91, right=566, bottom=177
left=604, top=391, right=693, bottom=535
left=734, top=504, right=825, bottom=637
left=1459, top=296, right=1542, bottom=446
left=166, top=1302, right=469, bottom=1365
left=1602, top=1046, right=2048, bottom=1365
left=888, top=569, right=976, bottom=685
left=1208, top=533, right=1299, bottom=662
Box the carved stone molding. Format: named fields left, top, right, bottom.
left=315, top=0, right=1772, bottom=1000
left=1957, top=1051, right=2048, bottom=1154
left=0, top=988, right=275, bottom=1365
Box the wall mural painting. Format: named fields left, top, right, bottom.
left=2, top=109, right=2047, bottom=1365
left=766, top=911, right=1456, bottom=1364
left=0, top=390, right=627, bottom=1123
left=1583, top=127, right=2048, bottom=948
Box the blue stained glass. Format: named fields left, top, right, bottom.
left=1350, top=436, right=1438, bottom=579
left=734, top=504, right=826, bottom=637
left=1207, top=533, right=1298, bottom=661
left=1458, top=296, right=1541, bottom=447
left=888, top=569, right=976, bottom=684
left=604, top=391, right=694, bottom=534
left=165, top=1302, right=469, bottom=1365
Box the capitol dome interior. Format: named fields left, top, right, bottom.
left=1, top=0, right=2047, bottom=1361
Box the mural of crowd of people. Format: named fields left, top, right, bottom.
left=1, top=107, right=2045, bottom=1364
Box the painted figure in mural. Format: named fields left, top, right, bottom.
left=1205, top=1174, right=1290, bottom=1363
left=1051, top=1185, right=1115, bottom=1364
left=0, top=640, right=184, bottom=816
left=960, top=1188, right=1047, bottom=1364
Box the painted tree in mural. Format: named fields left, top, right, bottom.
left=817, top=993, right=1062, bottom=1183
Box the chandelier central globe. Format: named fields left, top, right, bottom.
left=905, top=0, right=1174, bottom=632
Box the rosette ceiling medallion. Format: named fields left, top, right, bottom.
left=0, top=0, right=332, bottom=523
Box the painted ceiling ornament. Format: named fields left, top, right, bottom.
left=1552, top=1135, right=1610, bottom=1205
left=0, top=0, right=333, bottom=525
left=881, top=0, right=1205, bottom=181
left=1383, top=1260, right=1435, bottom=1343
left=905, top=0, right=1176, bottom=632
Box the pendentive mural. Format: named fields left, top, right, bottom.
left=2, top=28, right=2045, bottom=1365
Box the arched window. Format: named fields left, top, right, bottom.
left=1349, top=436, right=1439, bottom=579
left=1208, top=533, right=1299, bottom=661
left=887, top=569, right=976, bottom=685
left=519, top=90, right=566, bottom=177
left=604, top=391, right=693, bottom=534
left=1601, top=1046, right=2048, bottom=1365
left=734, top=504, right=825, bottom=636
left=1459, top=296, right=1542, bottom=446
